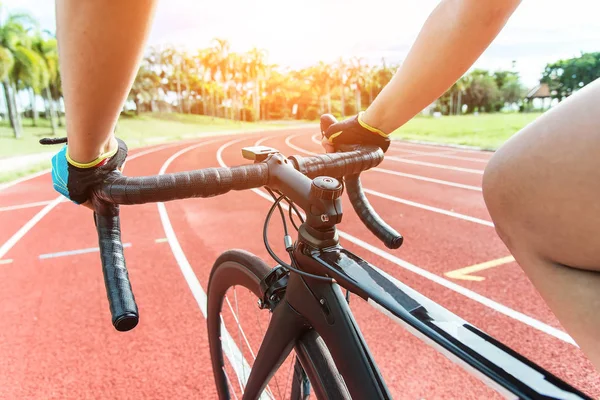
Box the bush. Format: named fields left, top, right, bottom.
left=343, top=103, right=356, bottom=117
left=240, top=107, right=256, bottom=122
left=303, top=106, right=319, bottom=121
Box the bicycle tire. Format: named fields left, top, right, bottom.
left=207, top=249, right=349, bottom=400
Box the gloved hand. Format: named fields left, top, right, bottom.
left=321, top=112, right=391, bottom=153
left=47, top=136, right=128, bottom=206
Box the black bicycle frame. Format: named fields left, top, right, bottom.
left=239, top=240, right=592, bottom=400
left=226, top=149, right=592, bottom=399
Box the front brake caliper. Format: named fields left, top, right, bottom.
left=258, top=266, right=289, bottom=310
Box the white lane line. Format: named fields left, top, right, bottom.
left=391, top=140, right=492, bottom=155
left=0, top=200, right=55, bottom=212
left=39, top=243, right=132, bottom=259
left=307, top=133, right=483, bottom=191
left=0, top=168, right=52, bottom=192
left=0, top=196, right=63, bottom=260
left=286, top=134, right=317, bottom=155
left=340, top=232, right=575, bottom=346
left=224, top=135, right=574, bottom=346
left=362, top=188, right=493, bottom=227
left=388, top=148, right=489, bottom=163
left=308, top=135, right=485, bottom=194
left=155, top=238, right=168, bottom=243
left=371, top=168, right=481, bottom=192
left=157, top=137, right=267, bottom=398
left=386, top=156, right=484, bottom=174
left=388, top=150, right=459, bottom=160
left=0, top=141, right=190, bottom=262
left=255, top=134, right=283, bottom=147
left=0, top=259, right=13, bottom=265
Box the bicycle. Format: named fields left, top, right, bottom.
left=74, top=116, right=591, bottom=399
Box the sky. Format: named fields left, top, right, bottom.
left=6, top=0, right=600, bottom=87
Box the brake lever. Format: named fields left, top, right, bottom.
left=319, top=116, right=403, bottom=249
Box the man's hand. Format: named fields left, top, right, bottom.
left=321, top=112, right=391, bottom=153
left=51, top=137, right=128, bottom=209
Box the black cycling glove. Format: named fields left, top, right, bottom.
left=322, top=112, right=391, bottom=152
left=44, top=137, right=128, bottom=204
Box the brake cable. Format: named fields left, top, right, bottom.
left=263, top=191, right=332, bottom=283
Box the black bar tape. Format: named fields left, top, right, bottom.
left=345, top=174, right=403, bottom=249
left=94, top=208, right=139, bottom=332
left=289, top=146, right=384, bottom=179
left=94, top=163, right=269, bottom=205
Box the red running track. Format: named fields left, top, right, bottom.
left=0, top=127, right=598, bottom=399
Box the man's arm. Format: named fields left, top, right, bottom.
left=56, top=0, right=157, bottom=163
left=362, top=0, right=521, bottom=133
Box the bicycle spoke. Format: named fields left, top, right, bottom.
left=224, top=288, right=278, bottom=399
left=283, top=354, right=295, bottom=398
left=232, top=288, right=247, bottom=390
left=220, top=314, right=245, bottom=394
left=223, top=367, right=240, bottom=400
left=228, top=290, right=257, bottom=358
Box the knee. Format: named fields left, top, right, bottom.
left=482, top=149, right=521, bottom=246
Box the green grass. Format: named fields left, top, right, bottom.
left=0, top=112, right=291, bottom=183
left=0, top=160, right=51, bottom=184
left=391, top=112, right=543, bottom=149
left=0, top=113, right=287, bottom=159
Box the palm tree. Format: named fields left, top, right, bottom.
left=129, top=65, right=160, bottom=115
left=196, top=48, right=216, bottom=116
left=246, top=47, right=267, bottom=120
left=212, top=38, right=231, bottom=118
left=0, top=10, right=37, bottom=138
left=334, top=58, right=348, bottom=117
left=311, top=61, right=333, bottom=114
left=12, top=41, right=49, bottom=127
left=31, top=34, right=57, bottom=132
left=347, top=57, right=366, bottom=114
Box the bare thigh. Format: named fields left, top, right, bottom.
left=483, top=78, right=600, bottom=369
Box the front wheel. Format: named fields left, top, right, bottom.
left=206, top=249, right=349, bottom=399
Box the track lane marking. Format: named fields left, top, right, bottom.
left=0, top=141, right=192, bottom=262
left=445, top=256, right=515, bottom=281
left=39, top=243, right=133, bottom=259
left=0, top=200, right=54, bottom=212
left=371, top=168, right=482, bottom=191
left=0, top=259, right=13, bottom=265
left=0, top=196, right=64, bottom=260
left=157, top=137, right=268, bottom=397
left=387, top=148, right=490, bottom=163
left=391, top=140, right=493, bottom=155
left=386, top=155, right=484, bottom=174
left=0, top=199, right=71, bottom=212
left=362, top=188, right=493, bottom=227
left=288, top=134, right=490, bottom=224
left=304, top=133, right=483, bottom=191
left=272, top=133, right=574, bottom=345
left=0, top=169, right=52, bottom=192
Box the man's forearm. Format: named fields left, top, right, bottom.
left=363, top=0, right=520, bottom=133
left=56, top=0, right=157, bottom=163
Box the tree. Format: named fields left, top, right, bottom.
left=31, top=34, right=57, bottom=132
left=129, top=65, right=160, bottom=115
left=541, top=52, right=600, bottom=100
left=0, top=10, right=39, bottom=138
left=246, top=47, right=267, bottom=120
left=462, top=69, right=500, bottom=113
left=347, top=57, right=366, bottom=114
left=333, top=58, right=347, bottom=117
